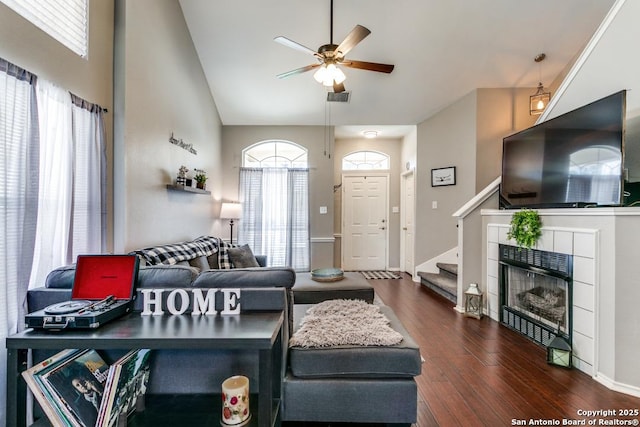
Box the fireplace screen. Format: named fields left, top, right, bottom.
left=505, top=266, right=569, bottom=335
left=499, top=244, right=573, bottom=346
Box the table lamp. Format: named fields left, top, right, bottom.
left=220, top=202, right=242, bottom=244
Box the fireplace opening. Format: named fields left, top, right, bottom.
left=499, top=244, right=573, bottom=347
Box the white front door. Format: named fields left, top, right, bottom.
left=402, top=171, right=415, bottom=275
left=342, top=175, right=388, bottom=271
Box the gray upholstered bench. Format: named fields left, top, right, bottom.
left=282, top=302, right=421, bottom=425
left=292, top=271, right=375, bottom=304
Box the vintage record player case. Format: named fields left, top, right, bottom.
left=25, top=255, right=139, bottom=330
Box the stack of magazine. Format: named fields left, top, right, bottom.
left=22, top=348, right=151, bottom=427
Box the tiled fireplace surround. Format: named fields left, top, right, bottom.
left=481, top=209, right=640, bottom=398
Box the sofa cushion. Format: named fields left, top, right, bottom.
left=45, top=265, right=76, bottom=289
left=188, top=255, right=210, bottom=272
left=228, top=244, right=260, bottom=268
left=138, top=265, right=199, bottom=288
left=192, top=267, right=296, bottom=289
left=288, top=304, right=421, bottom=379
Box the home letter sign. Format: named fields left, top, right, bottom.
left=140, top=288, right=241, bottom=315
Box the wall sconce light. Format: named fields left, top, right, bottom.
left=464, top=283, right=483, bottom=319
left=530, top=53, right=551, bottom=115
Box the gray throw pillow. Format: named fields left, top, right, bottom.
left=227, top=244, right=260, bottom=268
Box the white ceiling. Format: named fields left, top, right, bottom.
left=179, top=0, right=615, bottom=138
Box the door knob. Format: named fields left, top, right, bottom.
left=403, top=227, right=408, bottom=230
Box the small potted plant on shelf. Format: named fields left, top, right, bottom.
left=193, top=169, right=207, bottom=190
left=176, top=165, right=189, bottom=186
left=507, top=208, right=542, bottom=250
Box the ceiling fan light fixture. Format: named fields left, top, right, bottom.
left=313, top=65, right=328, bottom=83
left=316, top=63, right=346, bottom=86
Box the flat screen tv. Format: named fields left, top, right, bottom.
left=500, top=90, right=626, bottom=209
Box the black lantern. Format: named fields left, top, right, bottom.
left=530, top=53, right=551, bottom=116
left=464, top=283, right=483, bottom=319
left=546, top=334, right=572, bottom=368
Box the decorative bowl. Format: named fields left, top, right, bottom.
left=311, top=268, right=344, bottom=282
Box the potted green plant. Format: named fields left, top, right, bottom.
left=194, top=169, right=207, bottom=190
left=507, top=209, right=542, bottom=249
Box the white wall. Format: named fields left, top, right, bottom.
left=114, top=0, right=223, bottom=251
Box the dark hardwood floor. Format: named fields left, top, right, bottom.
left=367, top=273, right=640, bottom=427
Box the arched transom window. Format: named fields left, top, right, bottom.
left=243, top=140, right=308, bottom=168
left=342, top=150, right=390, bottom=170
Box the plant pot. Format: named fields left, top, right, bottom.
left=196, top=182, right=205, bottom=190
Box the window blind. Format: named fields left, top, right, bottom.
left=1, top=0, right=88, bottom=57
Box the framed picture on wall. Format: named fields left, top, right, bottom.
left=431, top=166, right=456, bottom=187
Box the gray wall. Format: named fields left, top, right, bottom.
left=415, top=88, right=536, bottom=268
left=415, top=91, right=478, bottom=264
left=221, top=126, right=335, bottom=269
left=114, top=0, right=223, bottom=251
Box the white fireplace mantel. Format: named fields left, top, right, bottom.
left=482, top=207, right=640, bottom=398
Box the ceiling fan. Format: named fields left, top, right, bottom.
left=274, top=0, right=394, bottom=93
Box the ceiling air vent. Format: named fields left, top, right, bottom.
left=327, top=91, right=351, bottom=103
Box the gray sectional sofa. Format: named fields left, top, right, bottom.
left=25, top=238, right=421, bottom=426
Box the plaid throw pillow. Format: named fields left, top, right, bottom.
left=216, top=238, right=238, bottom=269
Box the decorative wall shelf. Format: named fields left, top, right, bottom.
left=166, top=184, right=210, bottom=195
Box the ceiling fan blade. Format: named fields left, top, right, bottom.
left=276, top=64, right=320, bottom=79
left=274, top=36, right=319, bottom=57
left=333, top=81, right=346, bottom=93
left=342, top=59, right=394, bottom=73
left=335, top=25, right=371, bottom=57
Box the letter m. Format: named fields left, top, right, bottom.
left=191, top=288, right=218, bottom=315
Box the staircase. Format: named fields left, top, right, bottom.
left=418, top=263, right=458, bottom=303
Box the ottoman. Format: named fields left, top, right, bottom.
left=292, top=271, right=375, bottom=304
left=282, top=303, right=421, bottom=424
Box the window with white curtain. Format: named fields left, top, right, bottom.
left=1, top=58, right=39, bottom=427
left=1, top=58, right=106, bottom=425
left=239, top=141, right=310, bottom=271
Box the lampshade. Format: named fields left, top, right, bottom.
left=220, top=202, right=242, bottom=220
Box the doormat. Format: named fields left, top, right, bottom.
left=360, top=271, right=402, bottom=280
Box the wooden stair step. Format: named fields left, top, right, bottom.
left=417, top=271, right=457, bottom=303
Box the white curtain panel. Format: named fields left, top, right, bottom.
left=70, top=98, right=107, bottom=258
left=0, top=59, right=39, bottom=427
left=239, top=167, right=310, bottom=270
left=29, top=79, right=74, bottom=288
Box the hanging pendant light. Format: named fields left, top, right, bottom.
left=530, top=53, right=551, bottom=115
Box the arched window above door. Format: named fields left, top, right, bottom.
left=342, top=150, right=389, bottom=170
left=243, top=140, right=308, bottom=168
